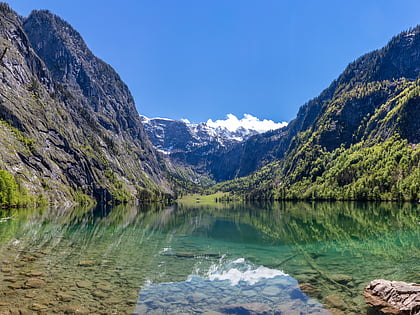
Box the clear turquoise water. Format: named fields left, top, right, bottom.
left=0, top=201, right=419, bottom=314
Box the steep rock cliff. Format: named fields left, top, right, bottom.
left=0, top=4, right=170, bottom=205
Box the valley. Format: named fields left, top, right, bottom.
left=0, top=2, right=419, bottom=314
left=0, top=3, right=418, bottom=206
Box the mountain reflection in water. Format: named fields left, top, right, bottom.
left=0, top=201, right=418, bottom=314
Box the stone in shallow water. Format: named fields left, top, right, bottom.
left=290, top=287, right=309, bottom=301
left=57, top=292, right=73, bottom=302
left=77, top=260, right=95, bottom=267
left=1, top=267, right=13, bottom=274
left=125, top=299, right=137, bottom=306
left=3, top=276, right=17, bottom=283
left=14, top=262, right=25, bottom=268
left=220, top=302, right=272, bottom=314
left=326, top=308, right=345, bottom=315
left=60, top=305, right=90, bottom=314
left=261, top=285, right=281, bottom=296
left=12, top=308, right=32, bottom=315
left=324, top=294, right=346, bottom=310
left=96, top=281, right=112, bottom=292
left=92, top=290, right=108, bottom=299
left=76, top=280, right=92, bottom=289
left=24, top=277, right=46, bottom=288
left=330, top=274, right=353, bottom=285
left=29, top=303, right=48, bottom=312
left=364, top=279, right=420, bottom=314
left=188, top=292, right=207, bottom=303
left=7, top=307, right=19, bottom=315
left=277, top=299, right=332, bottom=314
left=133, top=304, right=148, bottom=314
left=295, top=274, right=318, bottom=284
left=242, top=289, right=258, bottom=297
left=7, top=283, right=22, bottom=289
left=22, top=255, right=36, bottom=262
left=299, top=282, right=322, bottom=298
left=26, top=271, right=45, bottom=277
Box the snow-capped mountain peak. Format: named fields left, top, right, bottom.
left=140, top=114, right=287, bottom=154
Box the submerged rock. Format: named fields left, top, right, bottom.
left=96, top=281, right=112, bottom=292
left=24, top=277, right=46, bottom=288
left=77, top=260, right=95, bottom=267
left=76, top=280, right=92, bottom=289
left=57, top=292, right=73, bottom=302
left=92, top=290, right=108, bottom=299
left=330, top=274, right=353, bottom=285
left=60, top=305, right=90, bottom=315
left=26, top=271, right=45, bottom=277
left=1, top=267, right=13, bottom=274
left=220, top=302, right=272, bottom=315
left=324, top=294, right=346, bottom=310
left=29, top=303, right=48, bottom=312
left=364, top=279, right=420, bottom=314
left=3, top=277, right=17, bottom=283
left=299, top=282, right=322, bottom=299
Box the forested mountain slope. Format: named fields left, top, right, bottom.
left=214, top=26, right=420, bottom=201
left=0, top=4, right=171, bottom=206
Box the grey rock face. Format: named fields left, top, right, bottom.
left=23, top=10, right=147, bottom=139
left=0, top=5, right=171, bottom=204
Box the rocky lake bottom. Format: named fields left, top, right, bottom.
left=0, top=201, right=419, bottom=314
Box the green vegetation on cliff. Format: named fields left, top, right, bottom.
left=206, top=25, right=420, bottom=201
left=215, top=136, right=419, bottom=201
left=211, top=37, right=420, bottom=202
left=0, top=169, right=38, bottom=207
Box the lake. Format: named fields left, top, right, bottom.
left=0, top=201, right=419, bottom=314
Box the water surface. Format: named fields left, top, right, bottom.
left=0, top=201, right=418, bottom=314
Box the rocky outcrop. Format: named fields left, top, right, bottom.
left=364, top=279, right=420, bottom=314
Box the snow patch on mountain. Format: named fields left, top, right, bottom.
left=140, top=114, right=288, bottom=154
left=207, top=114, right=288, bottom=133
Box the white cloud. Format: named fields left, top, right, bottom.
left=206, top=114, right=287, bottom=133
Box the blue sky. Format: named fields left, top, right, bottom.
left=10, top=0, right=420, bottom=124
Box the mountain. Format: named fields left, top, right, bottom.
left=140, top=116, right=254, bottom=154
left=140, top=115, right=286, bottom=181
left=214, top=25, right=420, bottom=201
left=0, top=4, right=171, bottom=206
left=0, top=1, right=418, bottom=205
